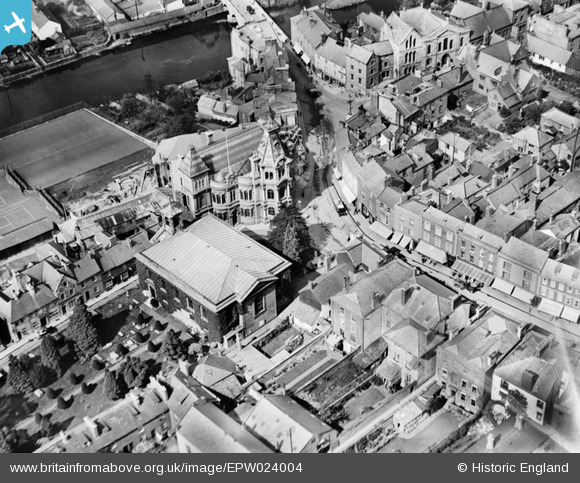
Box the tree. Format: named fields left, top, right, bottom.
left=499, top=106, right=511, bottom=119
left=103, top=370, right=122, bottom=401
left=0, top=427, right=15, bottom=453
left=67, top=303, right=100, bottom=363
left=559, top=100, right=577, bottom=116
left=81, top=382, right=91, bottom=395
left=120, top=95, right=143, bottom=119
left=7, top=355, right=33, bottom=394
left=120, top=357, right=150, bottom=390
left=40, top=335, right=64, bottom=377
left=282, top=222, right=301, bottom=262
left=46, top=387, right=57, bottom=399
left=162, top=329, right=187, bottom=361
left=56, top=397, right=67, bottom=410
left=268, top=206, right=311, bottom=262
left=143, top=73, right=157, bottom=99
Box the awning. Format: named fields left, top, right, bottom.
left=562, top=306, right=580, bottom=323
left=451, top=259, right=495, bottom=285
left=302, top=53, right=311, bottom=65
left=538, top=298, right=564, bottom=318
left=293, top=44, right=303, bottom=55
left=370, top=221, right=393, bottom=244
left=491, top=278, right=514, bottom=295
left=512, top=286, right=534, bottom=304
left=415, top=240, right=448, bottom=264
left=333, top=167, right=342, bottom=180
left=399, top=235, right=413, bottom=250
left=338, top=179, right=356, bottom=204
left=391, top=232, right=403, bottom=245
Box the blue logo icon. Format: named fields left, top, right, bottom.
left=1, top=0, right=32, bottom=54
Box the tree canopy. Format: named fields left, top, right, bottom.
left=0, top=427, right=15, bottom=453
left=40, top=335, right=65, bottom=377
left=103, top=370, right=122, bottom=401
left=268, top=206, right=311, bottom=262
left=7, top=355, right=33, bottom=394
left=67, top=303, right=100, bottom=363
left=162, top=329, right=188, bottom=361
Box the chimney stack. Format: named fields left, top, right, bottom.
left=401, top=283, right=413, bottom=305
left=343, top=276, right=349, bottom=291
left=491, top=173, right=499, bottom=189
left=83, top=416, right=101, bottom=439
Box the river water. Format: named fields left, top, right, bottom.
left=0, top=0, right=399, bottom=132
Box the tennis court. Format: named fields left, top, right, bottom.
left=0, top=109, right=151, bottom=189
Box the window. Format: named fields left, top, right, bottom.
left=470, top=398, right=476, bottom=407
left=267, top=189, right=274, bottom=200
left=537, top=400, right=544, bottom=409
left=424, top=232, right=431, bottom=243
left=409, top=218, right=415, bottom=226
left=536, top=412, right=543, bottom=421
left=503, top=261, right=511, bottom=271
left=523, top=280, right=531, bottom=291
left=200, top=305, right=207, bottom=320
left=105, top=279, right=114, bottom=289
left=500, top=379, right=508, bottom=390
left=268, top=207, right=276, bottom=216
left=523, top=270, right=532, bottom=281
left=187, top=297, right=194, bottom=311
left=441, top=368, right=448, bottom=377
left=502, top=272, right=510, bottom=281
left=471, top=385, right=477, bottom=394
left=424, top=220, right=431, bottom=231
left=435, top=226, right=442, bottom=236
left=427, top=45, right=431, bottom=55
left=435, top=237, right=441, bottom=248
left=93, top=287, right=99, bottom=294
left=541, top=277, right=548, bottom=285
left=446, top=242, right=453, bottom=253
left=460, top=392, right=466, bottom=402
left=446, top=231, right=453, bottom=242
left=461, top=379, right=467, bottom=388
left=254, top=294, right=266, bottom=316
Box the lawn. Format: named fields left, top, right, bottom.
left=0, top=109, right=151, bottom=189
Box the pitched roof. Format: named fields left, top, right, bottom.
left=178, top=402, right=272, bottom=453
left=527, top=34, right=580, bottom=70
left=331, top=259, right=414, bottom=317
left=359, top=11, right=387, bottom=31
left=499, top=236, right=549, bottom=271
left=450, top=0, right=484, bottom=19
left=242, top=395, right=335, bottom=453
left=137, top=215, right=290, bottom=309
left=441, top=310, right=520, bottom=371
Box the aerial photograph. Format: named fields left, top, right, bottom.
left=0, top=0, right=579, bottom=456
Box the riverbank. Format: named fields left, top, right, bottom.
left=0, top=7, right=226, bottom=89
left=325, top=0, right=367, bottom=10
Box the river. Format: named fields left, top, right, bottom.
left=0, top=0, right=399, bottom=132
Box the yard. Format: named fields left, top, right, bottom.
left=297, top=356, right=370, bottom=410
left=0, top=289, right=173, bottom=450
left=378, top=409, right=465, bottom=453
left=438, top=115, right=502, bottom=150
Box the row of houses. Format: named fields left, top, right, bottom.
left=319, top=245, right=579, bottom=426
left=0, top=231, right=151, bottom=343
left=40, top=364, right=337, bottom=453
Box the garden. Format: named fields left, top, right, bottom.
left=0, top=292, right=195, bottom=452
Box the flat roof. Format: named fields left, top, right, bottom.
left=0, top=109, right=151, bottom=189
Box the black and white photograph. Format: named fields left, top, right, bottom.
left=0, top=0, right=580, bottom=465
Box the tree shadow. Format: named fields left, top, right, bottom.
left=0, top=393, right=38, bottom=428
left=94, top=309, right=131, bottom=346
